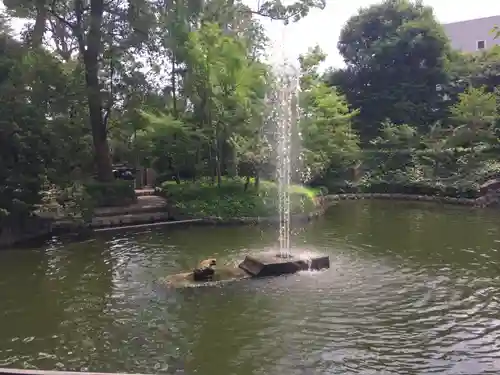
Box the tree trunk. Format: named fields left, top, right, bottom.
left=82, top=0, right=114, bottom=182
left=215, top=130, right=222, bottom=188
left=171, top=55, right=178, bottom=117
left=208, top=140, right=215, bottom=185
left=32, top=0, right=47, bottom=47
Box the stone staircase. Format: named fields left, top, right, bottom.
left=91, top=189, right=170, bottom=228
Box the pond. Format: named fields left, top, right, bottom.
left=2, top=200, right=500, bottom=375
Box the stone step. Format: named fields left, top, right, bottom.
left=94, top=196, right=167, bottom=217
left=91, top=211, right=170, bottom=228
left=135, top=188, right=156, bottom=197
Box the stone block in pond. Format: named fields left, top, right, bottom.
left=238, top=253, right=329, bottom=277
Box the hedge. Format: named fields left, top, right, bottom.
left=84, top=180, right=137, bottom=207
left=320, top=179, right=481, bottom=199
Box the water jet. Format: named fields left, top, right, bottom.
left=238, top=59, right=329, bottom=277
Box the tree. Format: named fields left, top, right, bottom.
left=184, top=22, right=269, bottom=186
left=0, top=32, right=69, bottom=219
left=447, top=47, right=500, bottom=95
left=135, top=111, right=205, bottom=182
left=3, top=0, right=48, bottom=47
left=330, top=0, right=451, bottom=142
left=246, top=0, right=326, bottom=24
left=5, top=0, right=326, bottom=182
left=298, top=46, right=359, bottom=181
left=447, top=86, right=498, bottom=148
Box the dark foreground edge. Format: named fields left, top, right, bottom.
left=0, top=369, right=151, bottom=375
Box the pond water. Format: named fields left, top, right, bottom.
left=2, top=201, right=500, bottom=375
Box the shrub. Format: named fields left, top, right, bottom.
left=158, top=178, right=318, bottom=219
left=39, top=182, right=95, bottom=223
left=358, top=178, right=480, bottom=199
left=320, top=180, right=360, bottom=194
left=84, top=180, right=137, bottom=207
left=154, top=171, right=175, bottom=187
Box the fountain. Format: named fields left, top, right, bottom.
left=160, top=29, right=329, bottom=288
left=276, top=63, right=294, bottom=258
left=237, top=60, right=329, bottom=278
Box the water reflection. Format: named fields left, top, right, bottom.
left=2, top=202, right=500, bottom=374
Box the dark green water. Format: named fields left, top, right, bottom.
left=2, top=201, right=500, bottom=375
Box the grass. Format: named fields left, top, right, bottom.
left=158, top=177, right=320, bottom=219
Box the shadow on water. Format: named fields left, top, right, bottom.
left=2, top=201, right=500, bottom=374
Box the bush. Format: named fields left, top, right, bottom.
left=84, top=180, right=137, bottom=207
left=358, top=178, right=480, bottom=199
left=320, top=180, right=360, bottom=194
left=154, top=172, right=174, bottom=187
left=39, top=182, right=95, bottom=223
left=158, top=177, right=319, bottom=219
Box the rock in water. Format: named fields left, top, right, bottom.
left=192, top=258, right=217, bottom=281
left=198, top=258, right=217, bottom=268
left=192, top=266, right=215, bottom=281
left=158, top=258, right=252, bottom=288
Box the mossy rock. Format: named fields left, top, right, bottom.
left=158, top=265, right=251, bottom=288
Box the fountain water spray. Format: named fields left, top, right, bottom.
left=266, top=61, right=300, bottom=258
left=238, top=54, right=331, bottom=277
left=264, top=23, right=302, bottom=258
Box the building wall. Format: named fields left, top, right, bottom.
left=443, top=15, right=500, bottom=53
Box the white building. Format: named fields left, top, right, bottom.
left=442, top=15, right=500, bottom=53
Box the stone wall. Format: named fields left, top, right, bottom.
left=0, top=216, right=54, bottom=249
left=324, top=193, right=477, bottom=206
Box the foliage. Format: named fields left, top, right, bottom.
left=135, top=111, right=204, bottom=178
left=0, top=33, right=62, bottom=221
left=250, top=0, right=326, bottom=24
left=445, top=47, right=500, bottom=105
left=330, top=0, right=451, bottom=141
left=5, top=0, right=500, bottom=236
left=447, top=87, right=498, bottom=147
left=40, top=183, right=95, bottom=223
left=0, top=0, right=327, bottom=223
left=358, top=179, right=480, bottom=199
left=84, top=180, right=137, bottom=208
left=298, top=46, right=360, bottom=182
left=159, top=178, right=318, bottom=219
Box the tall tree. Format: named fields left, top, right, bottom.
left=0, top=31, right=70, bottom=219
left=329, top=0, right=451, bottom=142
left=3, top=0, right=48, bottom=46
left=5, top=0, right=327, bottom=183
left=299, top=46, right=360, bottom=181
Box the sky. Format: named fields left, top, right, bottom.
left=2, top=0, right=500, bottom=69
left=250, top=0, right=500, bottom=68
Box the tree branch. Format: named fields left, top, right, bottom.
left=73, top=0, right=87, bottom=54
left=248, top=8, right=302, bottom=23
left=48, top=0, right=76, bottom=31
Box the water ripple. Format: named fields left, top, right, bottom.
left=2, top=202, right=500, bottom=374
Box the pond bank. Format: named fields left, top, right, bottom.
left=93, top=202, right=327, bottom=232
left=55, top=190, right=497, bottom=235
left=3, top=189, right=497, bottom=249
left=85, top=189, right=493, bottom=233
left=324, top=191, right=500, bottom=208
left=325, top=193, right=477, bottom=206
